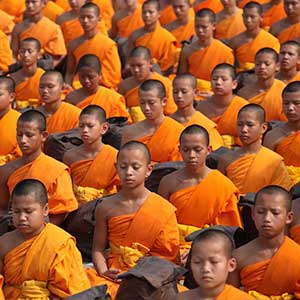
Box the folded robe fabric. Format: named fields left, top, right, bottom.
left=0, top=30, right=12, bottom=73
left=43, top=1, right=64, bottom=22
left=0, top=0, right=25, bottom=23
left=277, top=22, right=300, bottom=44
left=262, top=1, right=286, bottom=30
left=0, top=9, right=15, bottom=34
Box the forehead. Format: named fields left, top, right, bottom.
left=20, top=41, right=39, bottom=50
left=238, top=109, right=260, bottom=120
left=142, top=3, right=158, bottom=11
left=78, top=66, right=99, bottom=75
left=256, top=53, right=276, bottom=62
left=283, top=91, right=300, bottom=99
left=195, top=15, right=213, bottom=24
left=212, top=68, right=232, bottom=77
left=129, top=56, right=149, bottom=63
left=281, top=44, right=299, bottom=53
left=172, top=0, right=189, bottom=6
left=192, top=237, right=228, bottom=257
left=174, top=77, right=194, bottom=87
left=0, top=82, right=9, bottom=90
left=139, top=88, right=161, bottom=98
left=80, top=7, right=98, bottom=15
left=12, top=193, right=41, bottom=206
left=80, top=113, right=100, bottom=122
left=181, top=133, right=207, bottom=145
left=117, top=148, right=148, bottom=162
left=255, top=193, right=288, bottom=209
left=243, top=7, right=260, bottom=14
left=17, top=120, right=40, bottom=129
left=40, top=74, right=60, bottom=83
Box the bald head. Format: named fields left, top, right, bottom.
left=179, top=124, right=209, bottom=146
left=238, top=103, right=266, bottom=124
left=40, top=70, right=64, bottom=86
left=18, top=109, right=46, bottom=132
left=118, top=141, right=151, bottom=164
left=212, top=63, right=236, bottom=80
left=80, top=104, right=106, bottom=124
left=255, top=47, right=279, bottom=62
left=139, top=79, right=166, bottom=99
left=129, top=46, right=152, bottom=61
left=76, top=54, right=102, bottom=74
left=173, top=74, right=197, bottom=89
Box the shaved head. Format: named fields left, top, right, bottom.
left=40, top=70, right=64, bottom=86
left=80, top=104, right=106, bottom=123
left=139, top=79, right=166, bottom=99
left=238, top=103, right=266, bottom=123
left=173, top=74, right=197, bottom=89
left=118, top=141, right=151, bottom=164
left=129, top=46, right=152, bottom=61
left=212, top=63, right=236, bottom=79
left=255, top=47, right=279, bottom=62
left=179, top=124, right=209, bottom=146
left=18, top=109, right=46, bottom=132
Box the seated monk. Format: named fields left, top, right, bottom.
left=0, top=30, right=12, bottom=76
left=8, top=38, right=44, bottom=110
left=237, top=47, right=287, bottom=122
left=0, top=110, right=78, bottom=226
left=0, top=0, right=25, bottom=23
left=228, top=185, right=300, bottom=299
left=0, top=77, right=21, bottom=165
left=0, top=9, right=15, bottom=36
left=63, top=105, right=119, bottom=205
left=193, top=0, right=224, bottom=13
left=65, top=2, right=121, bottom=89
left=170, top=74, right=224, bottom=150
left=118, top=46, right=176, bottom=122
left=270, top=0, right=300, bottom=43
left=218, top=104, right=292, bottom=194
left=175, top=227, right=255, bottom=300
left=89, top=141, right=180, bottom=298
left=0, top=179, right=90, bottom=300
left=276, top=40, right=300, bottom=84
left=65, top=54, right=129, bottom=120
left=36, top=70, right=81, bottom=134
left=11, top=0, right=66, bottom=67
left=43, top=0, right=64, bottom=22
left=196, top=63, right=248, bottom=148
left=226, top=1, right=280, bottom=72
left=261, top=0, right=286, bottom=30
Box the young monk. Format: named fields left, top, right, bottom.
left=0, top=178, right=90, bottom=299
left=0, top=110, right=78, bottom=225
left=228, top=185, right=300, bottom=298
left=65, top=54, right=129, bottom=119
left=237, top=47, right=287, bottom=122
left=261, top=0, right=286, bottom=30
left=11, top=0, right=66, bottom=67
left=63, top=105, right=119, bottom=205
left=9, top=37, right=44, bottom=110
left=0, top=29, right=12, bottom=75
left=270, top=0, right=300, bottom=43
left=175, top=227, right=255, bottom=300
left=170, top=74, right=224, bottom=151
left=218, top=104, right=292, bottom=194
left=196, top=63, right=248, bottom=147
left=122, top=79, right=184, bottom=163
left=37, top=70, right=81, bottom=134
left=276, top=40, right=300, bottom=84
left=65, top=2, right=121, bottom=89
left=91, top=141, right=179, bottom=298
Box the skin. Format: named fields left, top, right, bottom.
left=56, top=0, right=87, bottom=25
left=0, top=82, right=15, bottom=119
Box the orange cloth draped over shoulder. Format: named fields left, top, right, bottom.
left=0, top=275, right=4, bottom=300
left=46, top=102, right=81, bottom=134
left=240, top=237, right=300, bottom=298
left=286, top=72, right=300, bottom=84
left=277, top=22, right=300, bottom=43
left=91, top=0, right=114, bottom=30
left=0, top=9, right=15, bottom=34
left=3, top=223, right=90, bottom=300
left=184, top=111, right=224, bottom=150
left=43, top=1, right=64, bottom=22
left=73, top=32, right=121, bottom=88
left=290, top=224, right=300, bottom=245
left=238, top=0, right=269, bottom=8
left=226, top=146, right=292, bottom=194
left=19, top=16, right=66, bottom=57
left=215, top=9, right=246, bottom=39
left=55, top=0, right=71, bottom=11
left=7, top=153, right=78, bottom=215
left=0, top=0, right=25, bottom=23
left=133, top=24, right=177, bottom=72
left=170, top=170, right=242, bottom=228
left=262, top=1, right=285, bottom=30
left=188, top=39, right=234, bottom=81
left=216, top=285, right=256, bottom=300
left=159, top=5, right=176, bottom=26
left=0, top=30, right=12, bottom=73
left=194, top=0, right=223, bottom=13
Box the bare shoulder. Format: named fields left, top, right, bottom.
left=12, top=21, right=25, bottom=35
left=129, top=27, right=145, bottom=42
left=68, top=35, right=85, bottom=53
left=0, top=230, right=22, bottom=259
left=270, top=18, right=286, bottom=36
left=112, top=9, right=127, bottom=23
left=65, top=89, right=82, bottom=105
left=56, top=11, right=73, bottom=25
left=236, top=82, right=257, bottom=100
left=0, top=158, right=23, bottom=184
left=95, top=194, right=121, bottom=220
left=232, top=239, right=257, bottom=270
left=122, top=121, right=144, bottom=142
left=63, top=146, right=82, bottom=166
left=117, top=77, right=136, bottom=95
left=230, top=31, right=246, bottom=50
left=218, top=149, right=238, bottom=172
left=263, top=124, right=287, bottom=150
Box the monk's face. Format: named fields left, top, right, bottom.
left=173, top=78, right=195, bottom=109
left=25, top=0, right=45, bottom=17
left=255, top=53, right=278, bottom=81
left=142, top=3, right=160, bottom=27
left=242, top=7, right=262, bottom=31
left=172, top=0, right=190, bottom=21
left=282, top=91, right=300, bottom=123
left=194, top=16, right=215, bottom=41
left=39, top=74, right=62, bottom=104
left=284, top=0, right=300, bottom=18
left=0, top=82, right=15, bottom=113
left=211, top=68, right=237, bottom=97
left=19, top=41, right=40, bottom=67
left=79, top=7, right=100, bottom=33
left=78, top=66, right=100, bottom=94
left=68, top=0, right=86, bottom=10
left=221, top=0, right=236, bottom=8
left=279, top=44, right=300, bottom=71
left=129, top=56, right=152, bottom=82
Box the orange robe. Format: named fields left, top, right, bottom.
left=46, top=102, right=81, bottom=134
left=286, top=72, right=300, bottom=83
left=159, top=5, right=176, bottom=26
left=248, top=79, right=286, bottom=122
left=0, top=0, right=25, bottom=23
left=290, top=224, right=300, bottom=245
left=73, top=32, right=121, bottom=88
left=216, top=285, right=255, bottom=300
left=0, top=275, right=4, bottom=300
left=215, top=9, right=246, bottom=39
left=91, top=0, right=114, bottom=30
left=43, top=1, right=64, bottom=22
left=55, top=0, right=71, bottom=11
left=194, top=0, right=224, bottom=13
left=3, top=223, right=90, bottom=300
left=188, top=39, right=234, bottom=81
left=7, top=153, right=78, bottom=215
left=170, top=170, right=242, bottom=228
left=0, top=9, right=15, bottom=34
left=0, top=30, right=12, bottom=73
left=226, top=146, right=292, bottom=194
left=240, top=237, right=300, bottom=298
left=277, top=22, right=300, bottom=44
left=19, top=16, right=66, bottom=56
left=238, top=0, right=269, bottom=8
left=262, top=1, right=285, bottom=30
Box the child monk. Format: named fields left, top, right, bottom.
left=90, top=141, right=179, bottom=298
left=65, top=2, right=121, bottom=89
left=237, top=47, right=287, bottom=122
left=0, top=110, right=78, bottom=225
left=122, top=79, right=184, bottom=163
left=9, top=37, right=44, bottom=110
left=37, top=70, right=81, bottom=134
left=228, top=185, right=300, bottom=298
left=218, top=104, right=292, bottom=194
left=0, top=178, right=90, bottom=299
left=63, top=105, right=119, bottom=205
left=170, top=74, right=224, bottom=150
left=175, top=227, right=255, bottom=300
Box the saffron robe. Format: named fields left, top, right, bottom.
left=0, top=0, right=25, bottom=23
left=216, top=285, right=256, bottom=300
left=277, top=22, right=300, bottom=44
left=159, top=5, right=177, bottom=26
left=262, top=1, right=286, bottom=30
left=0, top=9, right=15, bottom=34
left=55, top=0, right=71, bottom=11
left=290, top=224, right=300, bottom=245
left=43, top=1, right=64, bottom=22
left=193, top=0, right=223, bottom=13
left=0, top=30, right=12, bottom=73
left=91, top=0, right=114, bottom=30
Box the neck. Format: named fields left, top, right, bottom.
left=211, top=94, right=233, bottom=107
left=198, top=283, right=226, bottom=300
left=278, top=67, right=298, bottom=81
left=0, top=106, right=11, bottom=119
left=257, top=76, right=274, bottom=89
left=82, top=139, right=104, bottom=153
left=246, top=26, right=260, bottom=38
left=224, top=5, right=237, bottom=15
left=44, top=100, right=62, bottom=115
left=184, top=165, right=210, bottom=179
left=198, top=36, right=213, bottom=47
left=145, top=22, right=157, bottom=32
left=177, top=105, right=196, bottom=119
left=21, top=149, right=42, bottom=164
left=21, top=64, right=38, bottom=77
left=287, top=119, right=300, bottom=131
left=178, top=14, right=190, bottom=25
left=241, top=140, right=262, bottom=154
left=258, top=232, right=285, bottom=250
left=29, top=13, right=43, bottom=23
left=84, top=28, right=98, bottom=39
left=120, top=185, right=149, bottom=201
left=128, top=3, right=138, bottom=13
left=85, top=85, right=99, bottom=96
left=287, top=15, right=300, bottom=24
left=146, top=114, right=165, bottom=128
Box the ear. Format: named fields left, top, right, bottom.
left=43, top=203, right=49, bottom=217
left=275, top=62, right=280, bottom=73
left=146, top=163, right=153, bottom=178
left=207, top=145, right=212, bottom=153
left=161, top=97, right=167, bottom=107
left=9, top=92, right=16, bottom=104
left=101, top=121, right=109, bottom=135
left=211, top=22, right=216, bottom=31
left=232, top=79, right=238, bottom=90
left=228, top=257, right=237, bottom=273
left=261, top=122, right=268, bottom=134
left=286, top=211, right=294, bottom=226
left=41, top=131, right=49, bottom=142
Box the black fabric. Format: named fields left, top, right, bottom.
left=65, top=284, right=111, bottom=300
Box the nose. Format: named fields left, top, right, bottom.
left=263, top=211, right=272, bottom=222
left=19, top=212, right=27, bottom=221
left=241, top=125, right=248, bottom=133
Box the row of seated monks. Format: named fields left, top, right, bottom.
left=0, top=0, right=300, bottom=299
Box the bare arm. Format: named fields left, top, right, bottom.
left=109, top=14, right=119, bottom=39
left=157, top=175, right=173, bottom=200
left=10, top=24, right=21, bottom=61
left=177, top=47, right=189, bottom=74
left=49, top=213, right=67, bottom=226
left=65, top=52, right=76, bottom=86
left=0, top=167, right=11, bottom=216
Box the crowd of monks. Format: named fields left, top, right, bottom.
left=0, top=0, right=300, bottom=299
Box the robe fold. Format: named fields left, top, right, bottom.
left=0, top=30, right=12, bottom=73
left=262, top=1, right=285, bottom=30
left=290, top=224, right=300, bottom=245
left=0, top=9, right=15, bottom=34
left=91, top=0, right=114, bottom=30
left=217, top=284, right=256, bottom=300
left=0, top=0, right=25, bottom=23
left=159, top=5, right=176, bottom=26
left=43, top=1, right=64, bottom=22
left=55, top=0, right=71, bottom=11
left=7, top=153, right=78, bottom=215
left=193, top=0, right=223, bottom=13
left=277, top=23, right=300, bottom=44
left=3, top=223, right=90, bottom=300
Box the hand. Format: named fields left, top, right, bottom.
left=101, top=269, right=122, bottom=283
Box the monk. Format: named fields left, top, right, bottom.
left=0, top=77, right=21, bottom=165
left=11, top=0, right=66, bottom=67
left=127, top=0, right=177, bottom=74
left=261, top=0, right=286, bottom=30
left=9, top=38, right=44, bottom=109
left=0, top=178, right=90, bottom=300
left=43, top=0, right=65, bottom=22
left=118, top=46, right=176, bottom=122
left=170, top=74, right=224, bottom=150
left=218, top=104, right=292, bottom=194
left=0, top=30, right=12, bottom=75
left=228, top=185, right=300, bottom=298
left=36, top=70, right=81, bottom=134
left=193, top=0, right=224, bottom=13
left=65, top=2, right=121, bottom=88
left=65, top=54, right=129, bottom=119
left=196, top=63, right=248, bottom=147
left=91, top=141, right=180, bottom=298
left=0, top=0, right=25, bottom=23
left=63, top=105, right=119, bottom=205
left=237, top=47, right=287, bottom=122
left=270, top=0, right=300, bottom=43
left=226, top=1, right=280, bottom=72
left=276, top=40, right=300, bottom=84
left=175, top=227, right=255, bottom=300
left=0, top=110, right=78, bottom=225
left=122, top=79, right=184, bottom=163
